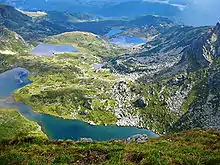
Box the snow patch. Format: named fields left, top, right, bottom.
left=0, top=50, right=16, bottom=55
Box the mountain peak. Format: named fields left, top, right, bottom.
left=0, top=4, right=31, bottom=21
left=215, top=22, right=220, bottom=34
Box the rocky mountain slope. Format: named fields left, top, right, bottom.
left=108, top=23, right=220, bottom=133
left=169, top=23, right=220, bottom=132
left=0, top=5, right=220, bottom=135
left=0, top=26, right=28, bottom=53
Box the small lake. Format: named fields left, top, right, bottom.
left=30, top=44, right=79, bottom=56
left=110, top=36, right=147, bottom=48
left=0, top=68, right=158, bottom=141
left=105, top=28, right=124, bottom=37
left=0, top=68, right=31, bottom=98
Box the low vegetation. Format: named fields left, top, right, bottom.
left=0, top=109, right=47, bottom=140
left=0, top=30, right=211, bottom=134
left=0, top=26, right=29, bottom=53
left=0, top=129, right=220, bottom=165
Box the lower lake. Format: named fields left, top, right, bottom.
left=0, top=68, right=158, bottom=141
left=30, top=44, right=79, bottom=56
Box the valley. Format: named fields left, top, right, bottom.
left=0, top=2, right=220, bottom=164
left=0, top=4, right=220, bottom=135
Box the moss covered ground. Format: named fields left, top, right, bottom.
left=0, top=109, right=47, bottom=140
left=0, top=129, right=220, bottom=165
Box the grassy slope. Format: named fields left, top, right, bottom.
left=0, top=109, right=47, bottom=140
left=0, top=31, right=209, bottom=134
left=0, top=26, right=29, bottom=53
left=8, top=32, right=126, bottom=125
left=46, top=31, right=125, bottom=58
left=0, top=129, right=220, bottom=165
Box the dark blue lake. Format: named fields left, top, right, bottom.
left=0, top=68, right=158, bottom=141
left=30, top=44, right=79, bottom=56
left=105, top=29, right=123, bottom=37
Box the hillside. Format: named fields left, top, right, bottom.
left=0, top=5, right=175, bottom=41
left=0, top=129, right=220, bottom=164
left=0, top=2, right=220, bottom=165
left=0, top=23, right=219, bottom=135
left=0, top=109, right=46, bottom=139
left=0, top=26, right=28, bottom=53
left=105, top=23, right=220, bottom=134
left=74, top=15, right=173, bottom=35
left=168, top=23, right=220, bottom=132
left=0, top=1, right=220, bottom=139
left=0, top=4, right=78, bottom=41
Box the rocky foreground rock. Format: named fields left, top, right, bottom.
left=126, top=134, right=149, bottom=143
left=79, top=138, right=93, bottom=143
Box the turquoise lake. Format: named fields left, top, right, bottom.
left=0, top=68, right=158, bottom=141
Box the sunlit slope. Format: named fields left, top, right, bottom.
left=1, top=129, right=220, bottom=165
left=10, top=31, right=126, bottom=126
left=0, top=109, right=47, bottom=139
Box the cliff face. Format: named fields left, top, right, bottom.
left=108, top=23, right=220, bottom=134
left=170, top=66, right=220, bottom=132
left=168, top=23, right=220, bottom=132
left=179, top=23, right=220, bottom=70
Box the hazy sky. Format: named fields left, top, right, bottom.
left=179, top=0, right=220, bottom=26
left=147, top=0, right=220, bottom=25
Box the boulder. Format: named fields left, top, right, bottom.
left=126, top=134, right=148, bottom=144
left=79, top=110, right=89, bottom=115
left=83, top=100, right=92, bottom=110
left=134, top=98, right=147, bottom=108
left=79, top=138, right=93, bottom=143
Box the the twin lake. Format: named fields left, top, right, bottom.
left=105, top=28, right=147, bottom=48
left=0, top=34, right=154, bottom=141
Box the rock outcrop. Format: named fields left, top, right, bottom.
left=126, top=134, right=149, bottom=143
left=79, top=138, right=93, bottom=143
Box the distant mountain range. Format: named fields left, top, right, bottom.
left=0, top=0, right=182, bottom=17
left=95, top=1, right=180, bottom=17
left=0, top=4, right=174, bottom=40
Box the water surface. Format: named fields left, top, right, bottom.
left=110, top=36, right=147, bottom=48
left=0, top=68, right=158, bottom=141
left=105, top=29, right=123, bottom=37
left=0, top=68, right=31, bottom=98
left=30, top=44, right=79, bottom=56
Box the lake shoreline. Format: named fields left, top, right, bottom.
left=18, top=100, right=160, bottom=138
left=0, top=68, right=158, bottom=141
